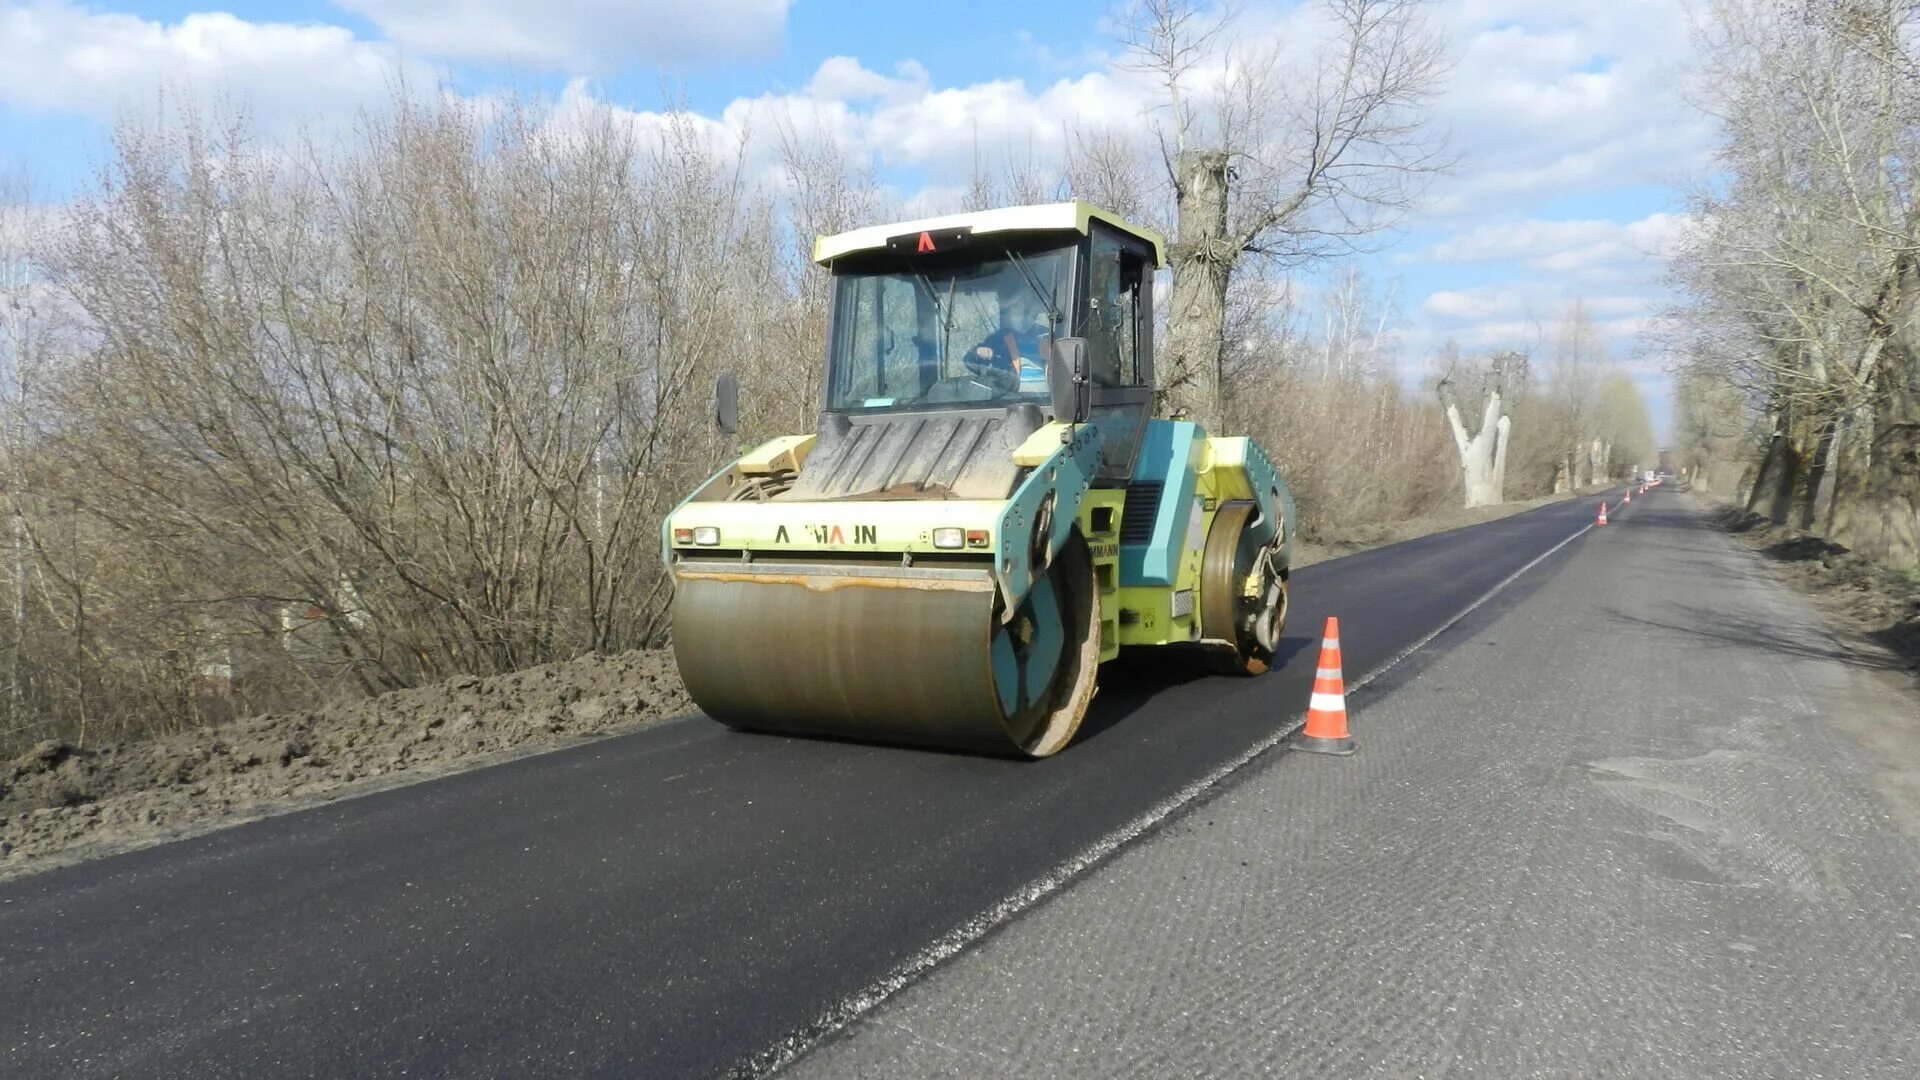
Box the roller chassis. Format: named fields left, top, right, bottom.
left=664, top=417, right=1295, bottom=757
left=661, top=199, right=1297, bottom=757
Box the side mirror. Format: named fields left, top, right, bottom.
left=713, top=372, right=739, bottom=437
left=1047, top=337, right=1092, bottom=424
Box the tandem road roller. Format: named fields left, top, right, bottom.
left=663, top=201, right=1296, bottom=758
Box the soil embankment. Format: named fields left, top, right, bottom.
left=2, top=650, right=689, bottom=879
left=1713, top=502, right=1920, bottom=676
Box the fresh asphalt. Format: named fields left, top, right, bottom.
left=0, top=490, right=1625, bottom=1078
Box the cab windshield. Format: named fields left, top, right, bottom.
left=825, top=241, right=1075, bottom=411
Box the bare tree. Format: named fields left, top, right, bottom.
left=1595, top=372, right=1655, bottom=479
left=0, top=168, right=36, bottom=735
left=1224, top=274, right=1457, bottom=537
left=37, top=89, right=783, bottom=710
left=1119, top=0, right=1449, bottom=427
left=1547, top=299, right=1604, bottom=488
left=1063, top=128, right=1154, bottom=223
left=767, top=110, right=884, bottom=433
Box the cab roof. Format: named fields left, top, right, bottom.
left=811, top=199, right=1166, bottom=269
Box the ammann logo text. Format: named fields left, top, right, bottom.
left=773, top=524, right=878, bottom=545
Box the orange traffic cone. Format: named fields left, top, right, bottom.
left=1597, top=502, right=1609, bottom=526
left=1624, top=490, right=1631, bottom=504
left=1290, top=616, right=1356, bottom=756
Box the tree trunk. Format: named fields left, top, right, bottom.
left=1163, top=149, right=1231, bottom=431
left=1490, top=411, right=1513, bottom=499
left=8, top=504, right=23, bottom=721
left=1800, top=413, right=1839, bottom=531
left=1747, top=428, right=1786, bottom=515
left=1441, top=386, right=1509, bottom=508
left=1832, top=347, right=1920, bottom=566
left=1765, top=437, right=1802, bottom=526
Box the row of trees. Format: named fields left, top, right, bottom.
left=1666, top=0, right=1920, bottom=566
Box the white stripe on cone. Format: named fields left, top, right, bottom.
left=1309, top=692, right=1346, bottom=713
left=1316, top=667, right=1341, bottom=680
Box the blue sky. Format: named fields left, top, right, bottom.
left=0, top=1, right=1710, bottom=436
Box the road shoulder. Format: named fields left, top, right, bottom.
left=784, top=491, right=1920, bottom=1078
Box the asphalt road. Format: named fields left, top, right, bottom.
left=0, top=490, right=1623, bottom=1079
left=788, top=493, right=1920, bottom=1078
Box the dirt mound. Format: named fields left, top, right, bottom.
left=1714, top=506, right=1772, bottom=533
left=1, top=649, right=690, bottom=878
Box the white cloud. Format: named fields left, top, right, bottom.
left=1422, top=0, right=1713, bottom=216
left=805, top=57, right=930, bottom=103
left=333, top=0, right=791, bottom=72
left=779, top=58, right=1143, bottom=175
left=539, top=55, right=1154, bottom=197
left=1417, top=212, right=1689, bottom=278
left=1423, top=287, right=1648, bottom=322
left=0, top=1, right=425, bottom=125
left=0, top=2, right=792, bottom=127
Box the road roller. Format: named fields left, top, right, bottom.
left=662, top=201, right=1296, bottom=757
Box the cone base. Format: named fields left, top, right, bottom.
left=1289, top=732, right=1356, bottom=756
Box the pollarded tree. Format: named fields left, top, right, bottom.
left=1436, top=349, right=1525, bottom=508
left=1118, top=0, right=1449, bottom=429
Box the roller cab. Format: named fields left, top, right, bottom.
left=663, top=201, right=1296, bottom=757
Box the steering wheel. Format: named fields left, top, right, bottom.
left=958, top=350, right=1020, bottom=393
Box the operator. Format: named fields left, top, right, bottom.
left=970, top=287, right=1053, bottom=389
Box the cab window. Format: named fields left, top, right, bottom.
left=1086, top=231, right=1144, bottom=387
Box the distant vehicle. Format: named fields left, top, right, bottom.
left=1644, top=470, right=1657, bottom=483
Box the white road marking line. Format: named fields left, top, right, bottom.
left=733, top=504, right=1603, bottom=1079
left=1346, top=517, right=1597, bottom=696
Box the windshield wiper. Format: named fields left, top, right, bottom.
left=904, top=262, right=955, bottom=373
left=1006, top=248, right=1063, bottom=338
